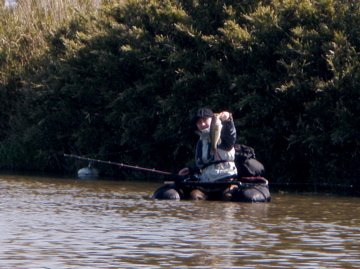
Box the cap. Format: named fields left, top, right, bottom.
left=191, top=108, right=213, bottom=124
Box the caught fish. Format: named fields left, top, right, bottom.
left=210, top=113, right=222, bottom=155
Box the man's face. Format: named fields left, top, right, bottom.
left=196, top=117, right=212, bottom=131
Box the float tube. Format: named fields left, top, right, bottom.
left=152, top=176, right=271, bottom=202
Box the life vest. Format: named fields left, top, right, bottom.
left=195, top=130, right=237, bottom=182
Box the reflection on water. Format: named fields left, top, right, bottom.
left=0, top=173, right=359, bottom=268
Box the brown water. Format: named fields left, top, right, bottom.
left=0, top=173, right=359, bottom=269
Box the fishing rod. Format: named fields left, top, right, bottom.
left=64, top=154, right=173, bottom=175
left=64, top=154, right=358, bottom=192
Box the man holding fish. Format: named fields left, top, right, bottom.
left=179, top=108, right=237, bottom=179
left=177, top=108, right=238, bottom=200
left=152, top=108, right=239, bottom=201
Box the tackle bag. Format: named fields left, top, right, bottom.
left=234, top=144, right=265, bottom=177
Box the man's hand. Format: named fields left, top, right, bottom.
left=219, top=111, right=231, bottom=121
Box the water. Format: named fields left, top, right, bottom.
left=0, top=173, right=359, bottom=268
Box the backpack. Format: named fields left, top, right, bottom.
left=234, top=144, right=265, bottom=177
left=235, top=144, right=256, bottom=160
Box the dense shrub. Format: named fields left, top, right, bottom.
left=0, top=0, right=359, bottom=186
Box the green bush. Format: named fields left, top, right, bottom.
left=1, top=0, right=359, bottom=187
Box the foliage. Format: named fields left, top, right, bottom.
left=0, top=0, right=359, bottom=186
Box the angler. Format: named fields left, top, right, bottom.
left=152, top=108, right=271, bottom=202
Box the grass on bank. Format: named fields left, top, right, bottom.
left=0, top=0, right=119, bottom=84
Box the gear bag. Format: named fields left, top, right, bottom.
left=234, top=144, right=265, bottom=177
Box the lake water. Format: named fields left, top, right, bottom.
left=0, top=173, right=359, bottom=268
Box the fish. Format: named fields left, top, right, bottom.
left=210, top=113, right=222, bottom=156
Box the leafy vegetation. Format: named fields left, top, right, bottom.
left=1, top=0, right=359, bottom=186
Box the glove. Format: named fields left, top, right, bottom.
left=188, top=165, right=201, bottom=175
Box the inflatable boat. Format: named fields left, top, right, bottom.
left=152, top=176, right=271, bottom=202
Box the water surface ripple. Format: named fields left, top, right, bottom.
left=0, top=174, right=359, bottom=268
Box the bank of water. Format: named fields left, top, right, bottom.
left=0, top=173, right=359, bottom=268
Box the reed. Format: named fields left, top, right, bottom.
left=0, top=0, right=106, bottom=83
